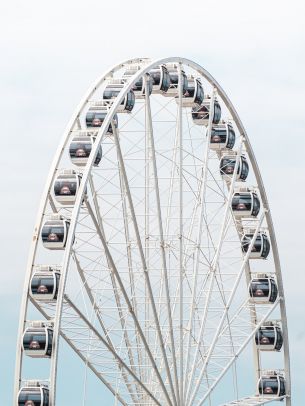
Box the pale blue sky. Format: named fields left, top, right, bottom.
left=1, top=0, right=305, bottom=404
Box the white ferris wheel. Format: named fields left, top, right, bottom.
left=14, top=57, right=291, bottom=406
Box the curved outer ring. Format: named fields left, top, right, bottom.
left=14, top=57, right=291, bottom=405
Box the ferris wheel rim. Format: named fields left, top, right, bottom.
left=15, top=56, right=291, bottom=406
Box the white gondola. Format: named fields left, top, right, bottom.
left=69, top=131, right=102, bottom=167
left=179, top=76, right=204, bottom=107
left=232, top=188, right=260, bottom=218
left=149, top=64, right=171, bottom=94
left=241, top=230, right=270, bottom=259
left=209, top=122, right=235, bottom=150
left=249, top=274, right=278, bottom=304
left=53, top=169, right=84, bottom=206
left=103, top=80, right=135, bottom=113
left=258, top=371, right=286, bottom=397
left=191, top=97, right=221, bottom=126
left=22, top=322, right=53, bottom=358
left=41, top=214, right=70, bottom=250
left=18, top=381, right=49, bottom=406
left=30, top=266, right=60, bottom=301
left=86, top=104, right=118, bottom=133
left=220, top=152, right=249, bottom=181
left=123, top=66, right=153, bottom=99
left=255, top=322, right=283, bottom=351
left=162, top=63, right=188, bottom=97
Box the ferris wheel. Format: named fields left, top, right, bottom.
left=14, top=57, right=291, bottom=406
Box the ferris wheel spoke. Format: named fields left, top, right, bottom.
left=87, top=174, right=141, bottom=383
left=177, top=64, right=185, bottom=405
left=183, top=90, right=215, bottom=397
left=145, top=79, right=180, bottom=404
left=185, top=136, right=243, bottom=404
left=32, top=298, right=131, bottom=406
left=116, top=153, right=146, bottom=388
left=186, top=213, right=265, bottom=406
left=63, top=296, right=162, bottom=406
left=112, top=124, right=178, bottom=406
left=71, top=252, right=142, bottom=405
left=196, top=298, right=281, bottom=406
left=84, top=196, right=174, bottom=406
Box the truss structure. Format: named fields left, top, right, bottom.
left=14, top=57, right=291, bottom=406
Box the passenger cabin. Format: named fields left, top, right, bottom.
left=249, top=274, right=278, bottom=304
left=255, top=322, right=283, bottom=351
left=163, top=64, right=188, bottom=97
left=30, top=266, right=60, bottom=301
left=241, top=231, right=270, bottom=259
left=232, top=189, right=260, bottom=218
left=209, top=122, right=235, bottom=150
left=103, top=80, right=135, bottom=113
left=22, top=322, right=53, bottom=358
left=220, top=153, right=249, bottom=181
left=53, top=170, right=84, bottom=206
left=69, top=132, right=102, bottom=167
left=149, top=65, right=171, bottom=94
left=18, top=382, right=49, bottom=406
left=41, top=215, right=70, bottom=250
left=192, top=98, right=221, bottom=126
left=179, top=76, right=204, bottom=107
left=123, top=66, right=153, bottom=98
left=258, top=371, right=286, bottom=397
left=86, top=105, right=118, bottom=134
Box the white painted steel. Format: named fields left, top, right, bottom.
left=15, top=57, right=290, bottom=406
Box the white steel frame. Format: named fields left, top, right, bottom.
left=14, top=57, right=291, bottom=406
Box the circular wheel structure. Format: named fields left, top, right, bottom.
left=15, top=57, right=291, bottom=406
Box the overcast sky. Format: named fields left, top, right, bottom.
left=1, top=0, right=305, bottom=404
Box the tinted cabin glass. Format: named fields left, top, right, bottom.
left=184, top=82, right=195, bottom=98
left=103, top=88, right=120, bottom=100
left=86, top=111, right=106, bottom=127
left=250, top=280, right=270, bottom=297
left=54, top=180, right=77, bottom=196
left=269, top=280, right=278, bottom=302
left=279, top=378, right=286, bottom=396
left=220, top=158, right=237, bottom=176
left=31, top=276, right=54, bottom=296
left=242, top=234, right=262, bottom=253
left=240, top=157, right=249, bottom=180
left=150, top=69, right=161, bottom=85
left=132, top=77, right=143, bottom=92
left=169, top=71, right=179, bottom=86
left=43, top=389, right=49, bottom=406
left=95, top=146, right=102, bottom=165
left=232, top=193, right=252, bottom=211
left=227, top=125, right=235, bottom=149
left=262, top=234, right=271, bottom=258
left=192, top=104, right=208, bottom=121
left=259, top=378, right=279, bottom=395
left=23, top=332, right=46, bottom=351
left=194, top=82, right=204, bottom=105
left=182, top=74, right=188, bottom=92
left=255, top=327, right=276, bottom=346
left=18, top=391, right=42, bottom=406
left=211, top=127, right=227, bottom=144
left=41, top=225, right=65, bottom=243
left=275, top=328, right=283, bottom=350
left=125, top=91, right=135, bottom=111
left=252, top=194, right=260, bottom=216
left=161, top=67, right=170, bottom=91
left=213, top=102, right=221, bottom=123
left=69, top=142, right=92, bottom=158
